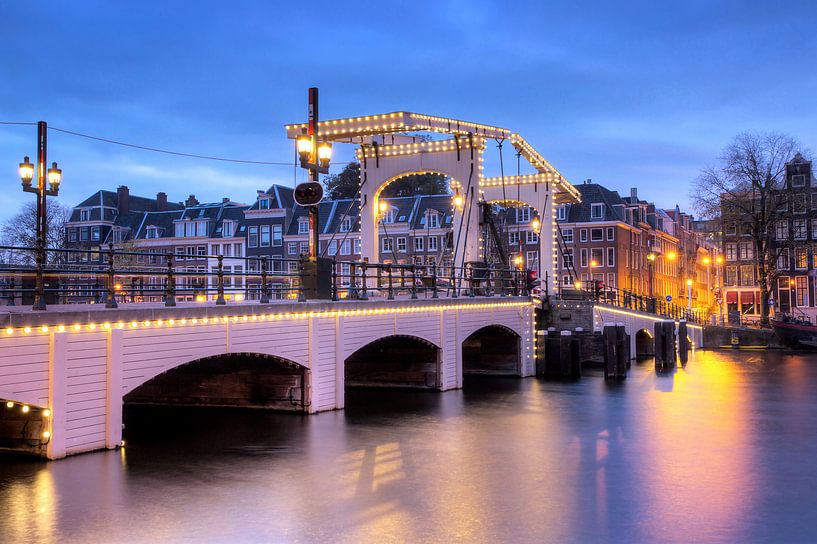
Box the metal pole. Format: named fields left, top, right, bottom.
left=216, top=254, right=226, bottom=305
left=32, top=121, right=48, bottom=310
left=164, top=252, right=176, bottom=307
left=260, top=257, right=269, bottom=303
left=106, top=244, right=117, bottom=308
left=308, top=87, right=320, bottom=261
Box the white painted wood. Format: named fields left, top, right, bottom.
left=47, top=332, right=68, bottom=459
left=106, top=329, right=123, bottom=449
left=335, top=315, right=344, bottom=410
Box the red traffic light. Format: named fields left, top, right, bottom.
left=294, top=182, right=324, bottom=206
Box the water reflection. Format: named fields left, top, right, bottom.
left=1, top=351, right=817, bottom=543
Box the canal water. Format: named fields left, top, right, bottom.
left=2, top=350, right=817, bottom=543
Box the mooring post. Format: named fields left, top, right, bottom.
left=678, top=320, right=689, bottom=366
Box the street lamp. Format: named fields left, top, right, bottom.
left=686, top=278, right=693, bottom=312
left=453, top=188, right=464, bottom=211
left=530, top=217, right=541, bottom=234
left=19, top=122, right=62, bottom=311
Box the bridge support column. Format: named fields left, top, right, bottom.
left=106, top=329, right=123, bottom=449
left=47, top=332, right=68, bottom=460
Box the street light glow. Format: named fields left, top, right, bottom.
left=19, top=156, right=34, bottom=185
left=47, top=162, right=62, bottom=190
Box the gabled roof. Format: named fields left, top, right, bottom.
left=563, top=183, right=626, bottom=222
left=248, top=184, right=295, bottom=210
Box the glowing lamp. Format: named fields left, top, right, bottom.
left=317, top=142, right=332, bottom=168
left=514, top=255, right=523, bottom=268
left=647, top=253, right=656, bottom=262
left=667, top=252, right=677, bottom=260
left=716, top=256, right=724, bottom=264
left=687, top=279, right=693, bottom=286
left=19, top=156, right=34, bottom=187
left=114, top=283, right=122, bottom=291
left=378, top=200, right=389, bottom=215
left=702, top=257, right=711, bottom=264
left=47, top=162, right=61, bottom=191
left=21, top=405, right=29, bottom=413
left=5, top=401, right=13, bottom=408
left=530, top=217, right=541, bottom=233
left=453, top=190, right=464, bottom=210
left=574, top=281, right=582, bottom=289
left=42, top=431, right=50, bottom=439
left=296, top=136, right=312, bottom=163
left=590, top=260, right=598, bottom=267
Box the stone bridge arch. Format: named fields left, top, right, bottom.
left=344, top=334, right=441, bottom=390
left=462, top=324, right=521, bottom=376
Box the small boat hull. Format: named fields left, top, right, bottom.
left=771, top=319, right=817, bottom=349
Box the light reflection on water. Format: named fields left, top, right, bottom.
left=2, top=350, right=817, bottom=543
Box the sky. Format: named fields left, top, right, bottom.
left=1, top=0, right=815, bottom=222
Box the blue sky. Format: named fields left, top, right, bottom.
left=1, top=0, right=815, bottom=221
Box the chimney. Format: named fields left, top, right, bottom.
left=222, top=197, right=230, bottom=203
left=117, top=185, right=130, bottom=214
left=584, top=178, right=592, bottom=184
left=630, top=188, right=637, bottom=200
left=156, top=192, right=168, bottom=211
left=186, top=194, right=199, bottom=207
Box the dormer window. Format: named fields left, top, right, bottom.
left=517, top=207, right=531, bottom=223
left=426, top=212, right=440, bottom=229
left=259, top=197, right=270, bottom=210
left=146, top=226, right=161, bottom=239
left=298, top=218, right=309, bottom=234
left=80, top=209, right=90, bottom=221
left=340, top=216, right=353, bottom=233
left=557, top=205, right=567, bottom=221
left=383, top=208, right=397, bottom=224
left=591, top=203, right=604, bottom=220
left=792, top=174, right=806, bottom=188
left=223, top=221, right=234, bottom=237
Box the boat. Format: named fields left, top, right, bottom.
left=771, top=314, right=817, bottom=349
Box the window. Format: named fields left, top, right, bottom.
left=579, top=229, right=588, bottom=242
left=258, top=198, right=270, bottom=209
left=793, top=194, right=807, bottom=213
left=354, top=238, right=361, bottom=254
left=738, top=242, right=753, bottom=260
left=185, top=246, right=196, bottom=260
left=776, top=221, right=789, bottom=240
left=340, top=217, right=353, bottom=233
left=185, top=222, right=196, bottom=237
left=383, top=208, right=397, bottom=224
left=526, top=251, right=538, bottom=267
left=327, top=240, right=338, bottom=256
left=606, top=227, right=614, bottom=241
left=796, top=247, right=808, bottom=269
left=223, top=222, right=234, bottom=238
left=591, top=248, right=604, bottom=267
left=288, top=242, right=297, bottom=255
left=414, top=237, right=424, bottom=252
left=590, top=228, right=603, bottom=241
left=590, top=203, right=604, bottom=219
left=525, top=231, right=538, bottom=244
left=740, top=265, right=754, bottom=286
left=427, top=237, right=438, bottom=252
left=223, top=244, right=232, bottom=257
left=509, top=231, right=520, bottom=245
left=794, top=219, right=807, bottom=240
left=382, top=238, right=393, bottom=252
left=146, top=227, right=159, bottom=239
left=796, top=276, right=809, bottom=306
left=272, top=225, right=282, bottom=247
left=68, top=228, right=78, bottom=242
left=234, top=265, right=243, bottom=288
left=260, top=225, right=271, bottom=247
left=792, top=174, right=806, bottom=188
left=300, top=242, right=309, bottom=254
left=725, top=266, right=737, bottom=286
left=561, top=228, right=573, bottom=243
left=197, top=245, right=206, bottom=257
left=248, top=226, right=258, bottom=248
left=517, top=207, right=531, bottom=223
left=428, top=213, right=439, bottom=228
left=606, top=273, right=616, bottom=289
left=580, top=248, right=588, bottom=267
left=607, top=247, right=615, bottom=267
left=812, top=219, right=817, bottom=240
left=397, top=237, right=407, bottom=252
left=341, top=239, right=351, bottom=255
left=298, top=219, right=309, bottom=234
left=812, top=193, right=817, bottom=210
left=176, top=246, right=185, bottom=261
left=233, top=243, right=242, bottom=257
left=725, top=223, right=737, bottom=235
left=557, top=206, right=567, bottom=221
left=725, top=243, right=737, bottom=261
left=80, top=209, right=90, bottom=221
left=562, top=248, right=574, bottom=269
left=778, top=248, right=790, bottom=270
left=812, top=246, right=817, bottom=268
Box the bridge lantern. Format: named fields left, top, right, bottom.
left=317, top=141, right=333, bottom=169
left=296, top=136, right=312, bottom=167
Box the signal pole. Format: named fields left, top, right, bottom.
left=307, top=87, right=319, bottom=260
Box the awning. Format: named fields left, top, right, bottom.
left=726, top=291, right=738, bottom=304
left=740, top=291, right=755, bottom=304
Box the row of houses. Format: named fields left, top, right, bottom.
left=60, top=175, right=720, bottom=310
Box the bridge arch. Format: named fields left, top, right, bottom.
left=634, top=328, right=654, bottom=358
left=124, top=352, right=309, bottom=411
left=345, top=334, right=441, bottom=389
left=462, top=324, right=521, bottom=376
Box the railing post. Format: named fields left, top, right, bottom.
left=348, top=262, right=358, bottom=300
left=468, top=264, right=476, bottom=297
left=297, top=258, right=306, bottom=302
left=260, top=257, right=270, bottom=304
left=486, top=265, right=493, bottom=297
left=164, top=252, right=176, bottom=307
left=216, top=254, right=226, bottom=305
left=387, top=265, right=394, bottom=300
left=410, top=265, right=418, bottom=300
left=451, top=265, right=458, bottom=298
left=32, top=237, right=47, bottom=310
left=331, top=257, right=339, bottom=302
left=106, top=244, right=118, bottom=308
left=431, top=263, right=438, bottom=299
left=359, top=262, right=369, bottom=300
left=400, top=265, right=406, bottom=296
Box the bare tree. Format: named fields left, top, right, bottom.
left=0, top=200, right=71, bottom=265
left=692, top=132, right=806, bottom=325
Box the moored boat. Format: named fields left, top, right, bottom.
left=771, top=315, right=817, bottom=349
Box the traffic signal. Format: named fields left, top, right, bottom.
left=593, top=279, right=605, bottom=299
left=294, top=182, right=324, bottom=206
left=526, top=270, right=540, bottom=293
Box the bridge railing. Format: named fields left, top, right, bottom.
left=0, top=245, right=530, bottom=309
left=556, top=284, right=708, bottom=325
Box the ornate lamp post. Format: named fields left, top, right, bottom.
left=19, top=121, right=62, bottom=310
